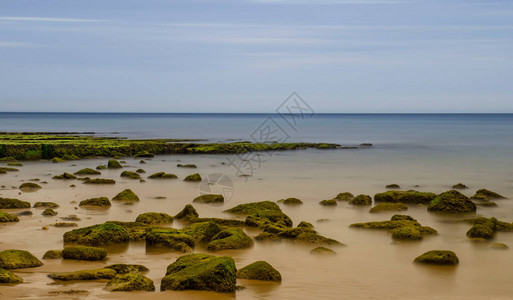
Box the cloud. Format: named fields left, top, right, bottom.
left=0, top=16, right=109, bottom=22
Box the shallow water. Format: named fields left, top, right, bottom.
left=1, top=149, right=513, bottom=299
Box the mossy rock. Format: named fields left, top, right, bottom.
left=83, top=178, right=116, bottom=184
left=43, top=250, right=63, bottom=259
left=96, top=165, right=107, bottom=170
left=161, top=254, right=236, bottom=293
left=121, top=171, right=141, bottom=180
left=369, top=203, right=408, bottom=213
left=42, top=208, right=58, bottom=216
left=0, top=167, right=19, bottom=173
left=0, top=250, right=43, bottom=269
left=106, top=221, right=151, bottom=241
left=414, top=250, right=459, bottom=265
left=177, top=164, right=197, bottom=168
left=7, top=162, right=22, bottom=167
left=452, top=183, right=468, bottom=189
left=236, top=261, right=281, bottom=282
left=0, top=268, right=23, bottom=284
left=19, top=182, right=41, bottom=192
left=62, top=154, right=79, bottom=160
left=0, top=197, right=30, bottom=209
left=277, top=197, right=303, bottom=206
left=33, top=202, right=59, bottom=209
left=134, top=151, right=155, bottom=158
left=193, top=194, right=224, bottom=204
left=108, top=159, right=123, bottom=169
left=136, top=212, right=173, bottom=225
left=297, top=221, right=314, bottom=229
left=349, top=194, right=372, bottom=206
left=206, top=228, right=254, bottom=251
left=310, top=247, right=337, bottom=255
left=427, top=190, right=476, bottom=214
left=471, top=189, right=506, bottom=201
left=391, top=226, right=423, bottom=241
left=466, top=224, right=495, bottom=240
left=48, top=268, right=117, bottom=281
left=225, top=201, right=292, bottom=228
left=386, top=184, right=401, bottom=189
left=62, top=246, right=107, bottom=261
left=146, top=228, right=195, bottom=253
left=319, top=199, right=337, bottom=206
left=112, top=189, right=139, bottom=202
left=106, top=273, right=155, bottom=291
left=374, top=191, right=436, bottom=204
left=0, top=210, right=19, bottom=222
left=148, top=172, right=177, bottom=179
left=181, top=222, right=223, bottom=244
left=491, top=243, right=509, bottom=250
left=53, top=222, right=78, bottom=228
left=476, top=201, right=497, bottom=207
left=53, top=173, right=77, bottom=180
left=51, top=157, right=66, bottom=163
left=74, top=168, right=101, bottom=175
left=350, top=215, right=437, bottom=241
left=63, top=223, right=130, bottom=246
left=136, top=168, right=145, bottom=173
left=79, top=197, right=111, bottom=207
left=184, top=173, right=202, bottom=182
left=175, top=204, right=199, bottom=221
left=461, top=217, right=513, bottom=232
left=105, top=264, right=149, bottom=274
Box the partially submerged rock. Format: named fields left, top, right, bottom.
left=33, top=202, right=59, bottom=209
left=120, top=171, right=141, bottom=180
left=62, top=246, right=107, bottom=261
left=277, top=197, right=303, bottom=206
left=136, top=212, right=173, bottom=225
left=491, top=243, right=509, bottom=250
left=42, top=208, right=58, bottom=216
left=236, top=261, right=281, bottom=282
left=134, top=151, right=154, bottom=158
left=184, top=173, right=202, bottom=182
left=79, top=197, right=111, bottom=207
left=0, top=210, right=19, bottom=222
left=193, top=194, right=224, bottom=204
left=177, top=164, right=197, bottom=168
left=64, top=223, right=130, bottom=246
left=349, top=194, right=372, bottom=206
left=43, top=250, right=63, bottom=259
left=83, top=178, right=116, bottom=184
left=0, top=250, right=43, bottom=269
left=175, top=204, right=199, bottom=221
left=297, top=221, right=314, bottom=229
left=350, top=215, right=437, bottom=241
left=148, top=172, right=177, bottom=179
left=48, top=268, right=117, bottom=281
left=108, top=159, right=123, bottom=169
left=386, top=184, right=401, bottom=189
left=414, top=250, right=459, bottom=265
left=53, top=222, right=78, bottom=227
left=51, top=157, right=66, bottom=163
left=112, top=189, right=139, bottom=203
left=160, top=254, right=236, bottom=293
left=471, top=189, right=506, bottom=201
left=256, top=226, right=342, bottom=246
left=206, top=228, right=254, bottom=251
left=106, top=273, right=155, bottom=291
left=319, top=199, right=337, bottom=206
left=0, top=197, right=30, bottom=209
left=53, top=173, right=77, bottom=180
left=146, top=228, right=195, bottom=253
left=374, top=191, right=436, bottom=204
left=225, top=201, right=293, bottom=228
left=369, top=203, right=408, bottom=213
left=452, top=183, right=468, bottom=189
left=427, top=190, right=476, bottom=214
left=19, top=182, right=41, bottom=192
left=310, top=247, right=337, bottom=255
left=105, top=264, right=149, bottom=274
left=74, top=168, right=101, bottom=175
left=0, top=268, right=23, bottom=284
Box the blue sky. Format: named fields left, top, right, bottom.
left=0, top=0, right=512, bottom=113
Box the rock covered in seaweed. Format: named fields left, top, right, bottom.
left=43, top=250, right=63, bottom=259
left=146, top=228, right=195, bottom=253
left=335, top=192, right=354, bottom=201
left=120, top=171, right=141, bottom=180
left=193, top=194, right=224, bottom=204
left=79, top=197, right=111, bottom=207
left=0, top=210, right=19, bottom=222
left=427, top=190, right=476, bottom=214
left=0, top=268, right=23, bottom=284
left=175, top=204, right=199, bottom=221
left=369, top=203, right=408, bottom=213
left=349, top=194, right=372, bottom=206
left=0, top=197, right=30, bottom=209
left=148, top=172, right=177, bottom=179
left=184, top=173, right=202, bottom=182
left=310, top=247, right=337, bottom=255
left=319, top=199, right=337, bottom=206
left=277, top=198, right=303, bottom=206
left=414, top=250, right=459, bottom=265
left=63, top=223, right=130, bottom=246
left=62, top=246, right=107, bottom=261
left=374, top=191, right=436, bottom=204
left=52, top=173, right=77, bottom=180
left=105, top=264, right=149, bottom=274
left=83, top=178, right=116, bottom=184
left=236, top=261, right=281, bottom=282
left=42, top=208, right=58, bottom=216
left=74, top=168, right=101, bottom=175
left=33, top=202, right=59, bottom=209
left=0, top=250, right=43, bottom=269
left=350, top=215, right=437, bottom=241
left=106, top=273, right=155, bottom=291
left=108, top=159, right=123, bottom=169
left=136, top=212, right=173, bottom=225
left=112, top=189, right=140, bottom=203
left=224, top=201, right=293, bottom=228
left=206, top=228, right=254, bottom=251
left=452, top=183, right=468, bottom=189
left=19, top=182, right=41, bottom=192
left=48, top=268, right=117, bottom=281
left=471, top=189, right=506, bottom=201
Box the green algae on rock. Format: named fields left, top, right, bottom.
left=146, top=228, right=195, bottom=253
left=42, top=208, right=58, bottom=216
left=0, top=268, right=23, bottom=284
left=184, top=173, right=202, bottom=181
left=206, top=228, right=254, bottom=251
left=491, top=243, right=509, bottom=250
left=105, top=264, right=149, bottom=274
left=297, top=221, right=314, bottom=229
left=0, top=197, right=30, bottom=209
left=349, top=194, right=372, bottom=206
left=53, top=222, right=78, bottom=228
left=175, top=204, right=199, bottom=221
left=427, top=190, right=476, bottom=214
left=51, top=157, right=66, bottom=163
left=52, top=172, right=77, bottom=180
left=106, top=273, right=155, bottom=291
left=177, top=164, right=197, bottom=168
left=33, top=202, right=59, bottom=209
left=471, top=189, right=506, bottom=201
left=63, top=223, right=130, bottom=246
left=43, top=250, right=63, bottom=259
left=120, top=171, right=141, bottom=180
left=62, top=246, right=107, bottom=261
left=148, top=172, right=178, bottom=179
left=48, top=268, right=117, bottom=281
left=277, top=197, right=303, bottom=206
left=19, top=182, right=41, bottom=192
left=414, top=250, right=459, bottom=265
left=108, top=159, right=123, bottom=169
left=136, top=212, right=173, bottom=225
left=225, top=201, right=293, bottom=228
left=350, top=215, right=437, bottom=241
left=134, top=150, right=155, bottom=158
left=193, top=194, right=224, bottom=204
left=310, top=246, right=337, bottom=255
left=0, top=210, right=19, bottom=222
left=79, top=197, right=111, bottom=207
left=386, top=184, right=401, bottom=189
left=112, top=189, right=139, bottom=203
left=319, top=199, right=337, bottom=206
left=83, top=178, right=116, bottom=184
left=452, top=183, right=468, bottom=189
left=369, top=203, right=408, bottom=213
left=160, top=254, right=236, bottom=293
left=0, top=250, right=43, bottom=269
left=374, top=191, right=436, bottom=204
left=74, top=168, right=101, bottom=175
left=335, top=192, right=354, bottom=201
left=236, top=261, right=281, bottom=282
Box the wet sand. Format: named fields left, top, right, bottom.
left=1, top=150, right=513, bottom=299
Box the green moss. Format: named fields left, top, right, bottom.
left=236, top=261, right=281, bottom=281
left=148, top=172, right=178, bottom=179
left=467, top=224, right=495, bottom=240
left=374, top=191, right=437, bottom=204
left=74, top=168, right=101, bottom=175
left=33, top=202, right=59, bottom=209
left=193, top=194, right=224, bottom=204
left=391, top=226, right=423, bottom=240
left=452, top=183, right=468, bottom=189
left=112, top=189, right=140, bottom=202
left=161, top=254, right=236, bottom=293
left=225, top=201, right=292, bottom=228
left=0, top=268, right=23, bottom=284
left=136, top=212, right=173, bottom=225
left=51, top=157, right=66, bottom=163
left=62, top=246, right=107, bottom=261
left=206, top=228, right=254, bottom=251
left=310, top=247, right=337, bottom=255
left=43, top=250, right=63, bottom=259
left=414, top=250, right=459, bottom=265
left=83, top=178, right=116, bottom=184
left=184, top=173, right=202, bottom=182
left=48, top=268, right=117, bottom=281
left=7, top=162, right=22, bottom=167
left=0, top=167, right=19, bottom=172
left=0, top=210, right=19, bottom=222
left=0, top=250, right=43, bottom=269
left=105, top=264, right=149, bottom=274
left=19, top=182, right=41, bottom=192
left=106, top=221, right=151, bottom=241
left=146, top=228, right=195, bottom=252
left=349, top=194, right=372, bottom=206
left=350, top=215, right=437, bottom=241
left=471, top=189, right=506, bottom=201
left=62, top=154, right=79, bottom=160
left=121, top=171, right=141, bottom=180
left=0, top=157, right=17, bottom=162
left=136, top=168, right=145, bottom=173
left=0, top=198, right=30, bottom=209
left=106, top=273, right=155, bottom=291
left=63, top=223, right=130, bottom=246
left=175, top=204, right=199, bottom=220
left=181, top=222, right=222, bottom=244
left=319, top=199, right=337, bottom=206
left=42, top=208, right=58, bottom=216
left=134, top=151, right=155, bottom=158
left=277, top=197, right=303, bottom=206
left=53, top=222, right=78, bottom=228
left=297, top=221, right=314, bottom=229
left=96, top=165, right=107, bottom=170
left=108, top=159, right=123, bottom=169
left=177, top=164, right=197, bottom=168
left=53, top=172, right=77, bottom=180
left=369, top=203, right=408, bottom=213
left=386, top=184, right=401, bottom=189
left=427, top=190, right=476, bottom=214
left=79, top=197, right=111, bottom=207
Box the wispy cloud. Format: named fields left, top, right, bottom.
left=0, top=16, right=109, bottom=22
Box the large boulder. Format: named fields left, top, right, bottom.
left=106, top=273, right=155, bottom=291
left=225, top=201, right=292, bottom=228
left=175, top=204, right=199, bottom=221
left=48, top=268, right=117, bottom=281
left=374, top=191, right=436, bottom=204
left=427, top=190, right=476, bottom=214
left=160, top=254, right=236, bottom=293
left=0, top=250, right=43, bottom=269
left=63, top=223, right=130, bottom=246
left=0, top=197, right=30, bottom=209
left=136, top=212, right=173, bottom=225
left=414, top=250, right=459, bottom=265
left=0, top=268, right=23, bottom=284
left=108, top=159, right=123, bottom=169
left=236, top=261, right=281, bottom=282
left=206, top=228, right=254, bottom=251
left=62, top=246, right=107, bottom=261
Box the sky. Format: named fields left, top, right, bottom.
left=0, top=0, right=512, bottom=113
